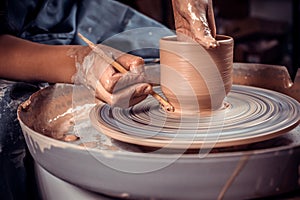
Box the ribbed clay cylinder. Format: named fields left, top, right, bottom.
left=160, top=35, right=234, bottom=114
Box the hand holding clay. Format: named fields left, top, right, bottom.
left=172, top=0, right=218, bottom=48
left=73, top=44, right=152, bottom=108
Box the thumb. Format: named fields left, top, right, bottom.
left=111, top=83, right=152, bottom=108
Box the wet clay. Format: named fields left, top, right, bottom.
left=160, top=35, right=233, bottom=114
left=19, top=85, right=78, bottom=142
left=171, top=0, right=218, bottom=48
left=64, top=134, right=79, bottom=142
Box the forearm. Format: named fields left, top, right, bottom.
left=0, top=34, right=88, bottom=83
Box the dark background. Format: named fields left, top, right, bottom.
left=118, top=0, right=299, bottom=80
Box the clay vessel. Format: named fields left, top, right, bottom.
left=160, top=35, right=234, bottom=114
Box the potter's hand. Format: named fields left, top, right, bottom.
left=172, top=0, right=218, bottom=48
left=73, top=45, right=153, bottom=108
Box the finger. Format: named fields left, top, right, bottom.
left=116, top=54, right=145, bottom=73
left=191, top=1, right=218, bottom=48
left=191, top=16, right=219, bottom=49
left=99, top=64, right=123, bottom=92
left=172, top=0, right=218, bottom=48
left=190, top=19, right=216, bottom=48
left=113, top=72, right=147, bottom=93
left=94, top=80, right=113, bottom=105
left=95, top=80, right=152, bottom=108
left=129, top=95, right=148, bottom=107
left=100, top=68, right=147, bottom=93
left=99, top=55, right=146, bottom=93
left=207, top=0, right=216, bottom=38
left=111, top=83, right=152, bottom=108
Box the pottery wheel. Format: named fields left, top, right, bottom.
left=90, top=85, right=300, bottom=149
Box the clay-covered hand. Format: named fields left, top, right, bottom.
left=172, top=0, right=218, bottom=48
left=73, top=44, right=153, bottom=108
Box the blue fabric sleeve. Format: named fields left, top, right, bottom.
left=0, top=0, right=174, bottom=58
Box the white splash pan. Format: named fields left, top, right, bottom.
left=18, top=63, right=300, bottom=200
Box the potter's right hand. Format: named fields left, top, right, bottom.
left=172, top=0, right=218, bottom=48
left=72, top=44, right=153, bottom=108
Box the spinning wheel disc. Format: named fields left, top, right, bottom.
left=90, top=85, right=300, bottom=148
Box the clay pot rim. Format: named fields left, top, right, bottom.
left=160, top=34, right=233, bottom=45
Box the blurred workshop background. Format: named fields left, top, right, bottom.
left=118, top=0, right=300, bottom=80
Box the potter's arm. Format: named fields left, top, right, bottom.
left=0, top=34, right=152, bottom=108
left=171, top=0, right=218, bottom=48
left=0, top=34, right=78, bottom=83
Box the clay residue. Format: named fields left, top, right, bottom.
left=18, top=85, right=78, bottom=142
left=171, top=0, right=218, bottom=48
left=41, top=113, right=75, bottom=141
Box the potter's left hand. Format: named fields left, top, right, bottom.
left=73, top=44, right=153, bottom=108
left=172, top=0, right=218, bottom=48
